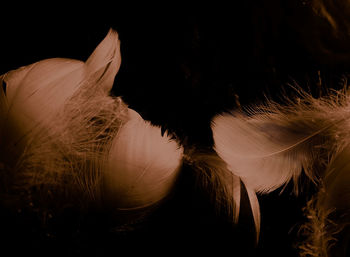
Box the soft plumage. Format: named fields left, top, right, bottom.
left=104, top=108, right=183, bottom=210
left=0, top=26, right=306, bottom=242
left=0, top=29, right=120, bottom=167
left=211, top=92, right=340, bottom=194
left=0, top=29, right=184, bottom=220
left=212, top=86, right=350, bottom=254
left=7, top=26, right=344, bottom=250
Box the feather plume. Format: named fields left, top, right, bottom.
left=0, top=29, right=122, bottom=202
left=212, top=113, right=317, bottom=194
left=0, top=59, right=85, bottom=165
left=0, top=29, right=120, bottom=167
left=211, top=86, right=350, bottom=245
left=84, top=29, right=121, bottom=93
left=1, top=28, right=184, bottom=220
left=104, top=108, right=183, bottom=210
left=211, top=88, right=350, bottom=194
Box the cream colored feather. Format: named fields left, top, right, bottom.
left=212, top=87, right=350, bottom=193
left=0, top=59, right=85, bottom=165
left=212, top=110, right=324, bottom=194
left=0, top=29, right=121, bottom=196
left=212, top=87, right=350, bottom=249
left=0, top=29, right=120, bottom=167
left=104, top=108, right=183, bottom=210
left=0, top=29, right=185, bottom=219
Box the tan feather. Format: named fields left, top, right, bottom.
left=0, top=29, right=122, bottom=199
left=0, top=29, right=120, bottom=167
left=211, top=87, right=350, bottom=244
left=211, top=88, right=350, bottom=194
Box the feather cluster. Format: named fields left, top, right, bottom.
left=0, top=28, right=271, bottom=236
left=211, top=86, right=350, bottom=253
left=104, top=108, right=183, bottom=210
left=4, top=27, right=350, bottom=254
left=0, top=29, right=183, bottom=217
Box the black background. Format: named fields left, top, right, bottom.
left=1, top=2, right=350, bottom=256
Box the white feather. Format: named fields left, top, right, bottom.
left=85, top=29, right=121, bottom=93
left=0, top=60, right=85, bottom=165
left=0, top=29, right=122, bottom=197
left=0, top=29, right=120, bottom=167
left=104, top=109, right=183, bottom=210
left=211, top=87, right=350, bottom=194
left=211, top=87, right=350, bottom=244
left=1, top=28, right=185, bottom=217
left=212, top=112, right=321, bottom=194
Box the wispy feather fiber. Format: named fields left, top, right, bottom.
left=212, top=86, right=350, bottom=254
left=0, top=29, right=183, bottom=214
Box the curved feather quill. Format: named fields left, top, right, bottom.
left=104, top=108, right=183, bottom=210
left=0, top=29, right=122, bottom=198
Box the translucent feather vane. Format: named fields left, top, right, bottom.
left=0, top=28, right=263, bottom=237
left=212, top=87, right=350, bottom=253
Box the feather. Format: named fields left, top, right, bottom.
left=211, top=87, right=350, bottom=244
left=244, top=183, right=260, bottom=244
left=0, top=59, right=85, bottom=165
left=85, top=29, right=121, bottom=93
left=211, top=88, right=350, bottom=194
left=0, top=29, right=120, bottom=167
left=1, top=28, right=184, bottom=219
left=0, top=29, right=122, bottom=199
left=211, top=112, right=318, bottom=194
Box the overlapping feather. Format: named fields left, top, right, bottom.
left=211, top=87, right=350, bottom=243
left=0, top=60, right=85, bottom=165
left=0, top=29, right=185, bottom=218
left=8, top=27, right=350, bottom=251
left=0, top=29, right=123, bottom=201
left=104, top=108, right=183, bottom=210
